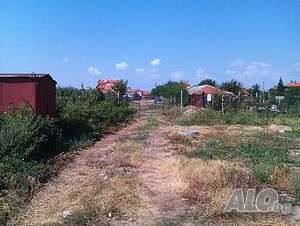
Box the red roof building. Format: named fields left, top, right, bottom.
left=187, top=84, right=233, bottom=108
left=97, top=79, right=119, bottom=92
left=182, top=81, right=191, bottom=88
left=0, top=74, right=56, bottom=116
left=285, top=80, right=300, bottom=87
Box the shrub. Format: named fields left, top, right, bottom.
left=290, top=169, right=300, bottom=205
left=0, top=88, right=135, bottom=225
left=176, top=109, right=268, bottom=126
left=251, top=165, right=271, bottom=183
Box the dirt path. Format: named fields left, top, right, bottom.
left=133, top=125, right=193, bottom=225
left=13, top=104, right=194, bottom=226
left=12, top=118, right=144, bottom=225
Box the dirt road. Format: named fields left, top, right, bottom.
left=12, top=102, right=196, bottom=226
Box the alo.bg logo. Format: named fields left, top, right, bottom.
left=224, top=188, right=291, bottom=214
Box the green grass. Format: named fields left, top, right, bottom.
left=182, top=130, right=299, bottom=185
left=176, top=109, right=269, bottom=126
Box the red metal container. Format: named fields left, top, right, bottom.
left=0, top=74, right=57, bottom=117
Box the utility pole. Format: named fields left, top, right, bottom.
left=138, top=97, right=141, bottom=118
left=221, top=95, right=224, bottom=113
left=263, top=82, right=265, bottom=103
left=180, top=90, right=183, bottom=114
left=162, top=96, right=165, bottom=115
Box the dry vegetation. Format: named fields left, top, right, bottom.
left=167, top=116, right=300, bottom=224
left=11, top=104, right=300, bottom=225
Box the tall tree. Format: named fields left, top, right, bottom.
left=151, top=81, right=188, bottom=105
left=198, top=79, right=217, bottom=87
left=277, top=77, right=285, bottom=95
left=219, top=79, right=242, bottom=95
left=250, top=83, right=261, bottom=98
left=112, top=79, right=128, bottom=101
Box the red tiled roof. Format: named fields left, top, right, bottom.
left=127, top=88, right=143, bottom=93
left=142, top=91, right=151, bottom=96
left=286, top=80, right=300, bottom=87
left=188, top=85, right=233, bottom=95
left=241, top=88, right=250, bottom=95
left=271, top=85, right=277, bottom=90
left=97, top=79, right=120, bottom=91
left=182, top=81, right=191, bottom=87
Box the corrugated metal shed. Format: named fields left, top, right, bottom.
left=0, top=73, right=57, bottom=116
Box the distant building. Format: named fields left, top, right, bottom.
left=127, top=89, right=151, bottom=99
left=127, top=88, right=143, bottom=98
left=270, top=80, right=300, bottom=90
left=285, top=80, right=300, bottom=87
left=187, top=84, right=233, bottom=108
left=0, top=73, right=56, bottom=116
left=181, top=81, right=191, bottom=88
left=241, top=88, right=250, bottom=96
left=97, top=79, right=119, bottom=92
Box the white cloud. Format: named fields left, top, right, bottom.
left=150, top=58, right=161, bottom=66
left=226, top=70, right=239, bottom=75
left=148, top=73, right=160, bottom=79
left=243, top=61, right=271, bottom=77
left=116, top=62, right=128, bottom=70
left=231, top=59, right=246, bottom=67
left=196, top=67, right=211, bottom=79
left=63, top=57, right=68, bottom=63
left=135, top=68, right=145, bottom=74
left=171, top=71, right=184, bottom=80
left=88, top=66, right=101, bottom=76
left=293, top=62, right=300, bottom=71
left=226, top=61, right=272, bottom=79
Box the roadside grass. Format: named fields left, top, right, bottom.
left=273, top=113, right=300, bottom=129
left=168, top=111, right=300, bottom=223
left=175, top=109, right=269, bottom=126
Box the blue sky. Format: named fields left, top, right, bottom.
left=0, top=0, right=299, bottom=90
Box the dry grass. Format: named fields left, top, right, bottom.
left=166, top=123, right=298, bottom=224
left=10, top=119, right=148, bottom=226
left=163, top=155, right=291, bottom=224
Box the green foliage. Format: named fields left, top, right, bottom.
left=249, top=83, right=262, bottom=99
left=0, top=106, right=58, bottom=224
left=112, top=80, right=128, bottom=100
left=151, top=81, right=189, bottom=105
left=251, top=165, right=270, bottom=183
left=290, top=169, right=300, bottom=205
left=198, top=79, right=217, bottom=87
left=57, top=87, right=135, bottom=141
left=277, top=77, right=285, bottom=95
left=176, top=109, right=268, bottom=126
left=219, top=79, right=242, bottom=95
left=0, top=105, right=61, bottom=162
left=0, top=87, right=135, bottom=225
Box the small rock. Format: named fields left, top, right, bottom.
left=99, top=172, right=108, bottom=180
left=108, top=212, right=112, bottom=218
left=62, top=210, right=72, bottom=218
left=178, top=130, right=199, bottom=137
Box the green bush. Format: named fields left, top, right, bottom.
left=0, top=88, right=135, bottom=225
left=252, top=165, right=271, bottom=183
left=290, top=169, right=300, bottom=205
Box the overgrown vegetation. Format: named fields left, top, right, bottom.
left=0, top=87, right=135, bottom=225
left=176, top=108, right=272, bottom=126
left=170, top=109, right=300, bottom=222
